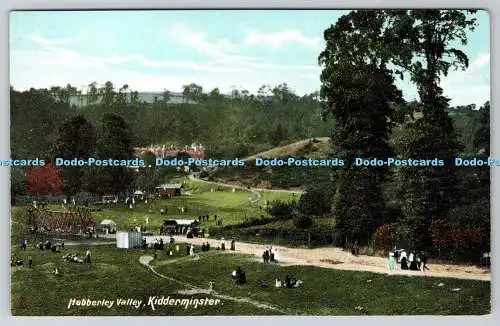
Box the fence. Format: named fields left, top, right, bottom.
left=15, top=193, right=101, bottom=205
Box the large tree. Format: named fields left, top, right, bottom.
left=99, top=81, right=116, bottom=107
left=321, top=10, right=478, bottom=250
left=53, top=114, right=97, bottom=200
left=90, top=113, right=135, bottom=195
left=319, top=10, right=404, bottom=245
left=385, top=10, right=478, bottom=250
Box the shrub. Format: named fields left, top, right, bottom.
left=430, top=219, right=489, bottom=262
left=268, top=200, right=298, bottom=220
left=372, top=224, right=396, bottom=250
left=298, top=184, right=333, bottom=217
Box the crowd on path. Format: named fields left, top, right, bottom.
left=262, top=246, right=279, bottom=263
left=388, top=247, right=429, bottom=271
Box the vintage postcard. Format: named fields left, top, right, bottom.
left=9, top=9, right=490, bottom=316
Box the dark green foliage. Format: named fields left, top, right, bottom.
left=294, top=215, right=313, bottom=230
left=89, top=113, right=135, bottom=195
left=10, top=169, right=26, bottom=205
left=53, top=115, right=97, bottom=199
left=319, top=11, right=403, bottom=245
left=319, top=9, right=487, bottom=254
left=10, top=88, right=76, bottom=159
left=268, top=200, right=298, bottom=220
left=474, top=101, right=490, bottom=156
left=298, top=184, right=333, bottom=217
left=388, top=10, right=477, bottom=250
left=268, top=123, right=287, bottom=147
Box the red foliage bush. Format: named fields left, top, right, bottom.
left=373, top=224, right=396, bottom=250
left=430, top=219, right=488, bottom=260
left=26, top=163, right=64, bottom=195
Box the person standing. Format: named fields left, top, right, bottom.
left=388, top=252, right=396, bottom=270
left=85, top=249, right=91, bottom=264
left=421, top=251, right=429, bottom=271
left=209, top=280, right=216, bottom=295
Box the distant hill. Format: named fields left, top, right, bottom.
left=209, top=137, right=334, bottom=190
left=246, top=137, right=331, bottom=160
left=208, top=108, right=483, bottom=189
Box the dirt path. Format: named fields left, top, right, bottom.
left=188, top=174, right=304, bottom=194
left=139, top=255, right=288, bottom=314
left=145, top=236, right=490, bottom=282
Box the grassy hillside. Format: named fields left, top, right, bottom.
left=11, top=243, right=491, bottom=315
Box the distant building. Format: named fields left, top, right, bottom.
left=134, top=144, right=204, bottom=160
left=155, top=183, right=183, bottom=198
left=68, top=91, right=199, bottom=107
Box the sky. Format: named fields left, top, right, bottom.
left=9, top=10, right=490, bottom=107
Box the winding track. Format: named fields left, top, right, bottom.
left=138, top=255, right=289, bottom=314
left=185, top=164, right=491, bottom=282
left=143, top=236, right=491, bottom=282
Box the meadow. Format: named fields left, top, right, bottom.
left=10, top=244, right=491, bottom=316
left=10, top=177, right=491, bottom=316
left=10, top=178, right=295, bottom=244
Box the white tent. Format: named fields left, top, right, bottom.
left=100, top=219, right=117, bottom=233
left=133, top=190, right=144, bottom=195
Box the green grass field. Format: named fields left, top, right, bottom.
left=10, top=244, right=491, bottom=315
left=10, top=244, right=274, bottom=316
left=89, top=179, right=294, bottom=233
left=10, top=177, right=491, bottom=316
left=10, top=178, right=296, bottom=242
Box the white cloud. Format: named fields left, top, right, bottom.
left=26, top=31, right=86, bottom=47
left=11, top=30, right=489, bottom=106
left=166, top=23, right=258, bottom=63
left=301, top=74, right=320, bottom=79
left=243, top=30, right=321, bottom=49
left=440, top=52, right=490, bottom=106
left=10, top=56, right=319, bottom=96
left=11, top=45, right=243, bottom=73
left=10, top=34, right=320, bottom=94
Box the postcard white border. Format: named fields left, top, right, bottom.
left=0, top=1, right=496, bottom=326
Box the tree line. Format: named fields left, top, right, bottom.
left=317, top=9, right=489, bottom=261
left=9, top=9, right=489, bottom=262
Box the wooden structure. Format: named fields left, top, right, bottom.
left=155, top=184, right=182, bottom=198
left=23, top=206, right=94, bottom=236
left=116, top=231, right=142, bottom=249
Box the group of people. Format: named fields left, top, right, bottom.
left=63, top=249, right=91, bottom=264
left=389, top=248, right=429, bottom=271
left=198, top=215, right=213, bottom=222
left=274, top=276, right=303, bottom=288
left=231, top=266, right=247, bottom=285
left=153, top=238, right=165, bottom=250
left=201, top=242, right=211, bottom=251
left=11, top=256, right=32, bottom=268
left=262, top=247, right=279, bottom=263
left=37, top=240, right=64, bottom=253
